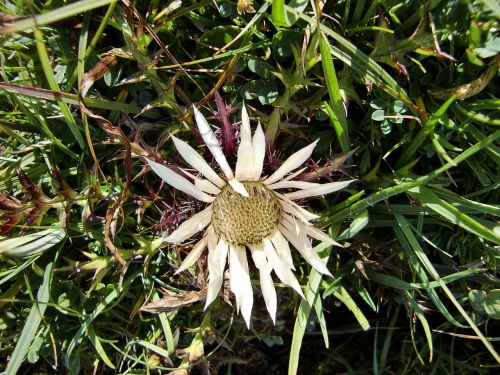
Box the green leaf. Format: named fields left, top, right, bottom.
left=371, top=109, right=385, bottom=121
left=469, top=290, right=487, bottom=312
left=247, top=58, right=275, bottom=80
left=484, top=290, right=500, bottom=319
left=87, top=325, right=115, bottom=369
left=272, top=30, right=302, bottom=57
left=240, top=79, right=279, bottom=104
left=380, top=120, right=392, bottom=135
left=394, top=214, right=500, bottom=362
left=404, top=290, right=434, bottom=362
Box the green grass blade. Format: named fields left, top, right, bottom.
left=395, top=214, right=500, bottom=363
left=409, top=186, right=500, bottom=245
left=337, top=209, right=369, bottom=240
left=87, top=325, right=115, bottom=369
left=66, top=1, right=117, bottom=90
left=366, top=268, right=483, bottom=290
left=5, top=260, right=54, bottom=375
left=404, top=290, right=434, bottom=362
left=0, top=0, right=116, bottom=34
left=333, top=286, right=370, bottom=330
left=132, top=340, right=172, bottom=362
left=271, top=0, right=286, bottom=26
left=0, top=82, right=153, bottom=117
left=288, top=243, right=332, bottom=375
left=313, top=290, right=329, bottom=348
left=0, top=227, right=66, bottom=257
left=326, top=130, right=500, bottom=224
left=395, top=95, right=456, bottom=169
left=319, top=34, right=350, bottom=153
left=394, top=224, right=465, bottom=327
left=33, top=28, right=85, bottom=149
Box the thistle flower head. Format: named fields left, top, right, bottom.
left=146, top=105, right=355, bottom=327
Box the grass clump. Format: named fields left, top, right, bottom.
left=0, top=0, right=499, bottom=374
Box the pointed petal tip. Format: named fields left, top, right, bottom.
left=297, top=288, right=305, bottom=299
left=228, top=179, right=249, bottom=197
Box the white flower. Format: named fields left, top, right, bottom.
left=146, top=105, right=355, bottom=327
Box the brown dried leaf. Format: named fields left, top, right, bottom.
left=430, top=53, right=500, bottom=100
left=140, top=289, right=206, bottom=313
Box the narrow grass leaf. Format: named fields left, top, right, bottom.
left=395, top=214, right=500, bottom=363
left=289, top=243, right=331, bottom=375
left=394, top=224, right=465, bottom=327
left=0, top=0, right=116, bottom=34
left=334, top=286, right=370, bottom=330
left=87, top=325, right=115, bottom=369
left=404, top=290, right=434, bottom=362
left=326, top=130, right=500, bottom=224
left=132, top=340, right=172, bottom=361
left=366, top=268, right=482, bottom=290
left=319, top=33, right=350, bottom=153
left=0, top=228, right=66, bottom=257
left=313, top=291, right=329, bottom=348
left=5, top=260, right=54, bottom=375
left=409, top=186, right=500, bottom=245
left=271, top=0, right=287, bottom=26
left=337, top=209, right=369, bottom=240
left=395, top=96, right=456, bottom=169
left=33, top=28, right=85, bottom=149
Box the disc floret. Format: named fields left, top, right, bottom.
left=212, top=182, right=281, bottom=246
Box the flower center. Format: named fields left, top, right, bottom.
left=212, top=181, right=281, bottom=246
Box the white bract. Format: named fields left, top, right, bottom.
left=146, top=105, right=355, bottom=327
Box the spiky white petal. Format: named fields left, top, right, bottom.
left=250, top=244, right=277, bottom=323
left=171, top=135, right=226, bottom=188
left=228, top=178, right=249, bottom=197
left=285, top=180, right=356, bottom=200
left=282, top=166, right=307, bottom=181
left=250, top=122, right=266, bottom=181
left=176, top=236, right=208, bottom=274
left=263, top=239, right=304, bottom=298
left=279, top=222, right=332, bottom=277
left=274, top=191, right=319, bottom=222
left=194, top=178, right=221, bottom=195
left=146, top=159, right=215, bottom=203
left=264, top=140, right=319, bottom=185
left=165, top=206, right=213, bottom=243
left=268, top=180, right=321, bottom=190
left=205, top=235, right=228, bottom=308
left=229, top=245, right=253, bottom=327
left=303, top=224, right=341, bottom=247
left=270, top=229, right=295, bottom=270
left=193, top=105, right=235, bottom=180
left=235, top=105, right=255, bottom=181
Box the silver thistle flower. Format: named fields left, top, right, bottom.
left=147, top=105, right=355, bottom=327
